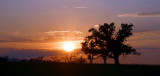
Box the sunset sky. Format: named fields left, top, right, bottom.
left=0, top=0, right=160, bottom=64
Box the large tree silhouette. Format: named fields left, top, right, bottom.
left=82, top=23, right=140, bottom=65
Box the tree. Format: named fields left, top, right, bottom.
left=81, top=36, right=98, bottom=64
left=82, top=23, right=140, bottom=65
left=110, top=23, right=140, bottom=65
left=82, top=23, right=115, bottom=64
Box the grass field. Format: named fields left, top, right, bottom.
left=1, top=63, right=160, bottom=76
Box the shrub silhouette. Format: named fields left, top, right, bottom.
left=29, top=57, right=43, bottom=63
left=0, top=56, right=9, bottom=62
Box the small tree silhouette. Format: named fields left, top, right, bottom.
left=82, top=23, right=140, bottom=65
left=81, top=36, right=98, bottom=64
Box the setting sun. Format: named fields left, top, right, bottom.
left=63, top=42, right=75, bottom=52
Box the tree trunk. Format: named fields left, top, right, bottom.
left=89, top=55, right=93, bottom=64
left=103, top=57, right=107, bottom=64
left=114, top=55, right=120, bottom=65
left=90, top=59, right=93, bottom=64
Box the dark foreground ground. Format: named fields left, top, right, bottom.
left=1, top=63, right=160, bottom=76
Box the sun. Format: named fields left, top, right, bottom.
left=63, top=42, right=75, bottom=52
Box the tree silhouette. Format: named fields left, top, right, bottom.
left=82, top=23, right=140, bottom=65
left=81, top=36, right=99, bottom=64
left=111, top=23, right=140, bottom=65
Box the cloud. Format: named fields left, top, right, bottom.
left=0, top=37, right=33, bottom=43
left=0, top=48, right=64, bottom=58
left=45, top=31, right=69, bottom=36
left=45, top=31, right=83, bottom=36
left=127, top=30, right=160, bottom=49
left=75, top=7, right=89, bottom=9
left=44, top=31, right=84, bottom=41
left=94, top=25, right=99, bottom=28
left=73, top=31, right=83, bottom=34
left=0, top=30, right=84, bottom=43
left=117, top=12, right=160, bottom=17
left=129, top=30, right=160, bottom=41
left=0, top=30, right=81, bottom=43
left=136, top=47, right=159, bottom=52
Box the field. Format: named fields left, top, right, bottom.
left=1, top=63, right=160, bottom=76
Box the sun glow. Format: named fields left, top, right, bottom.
left=63, top=42, right=75, bottom=52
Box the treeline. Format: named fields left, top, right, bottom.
left=0, top=55, right=87, bottom=64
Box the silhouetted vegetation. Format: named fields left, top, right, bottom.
left=44, top=54, right=87, bottom=64
left=0, top=56, right=160, bottom=76
left=82, top=23, right=140, bottom=64
left=0, top=55, right=87, bottom=64
left=0, top=56, right=9, bottom=62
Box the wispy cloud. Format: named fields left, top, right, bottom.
left=44, top=31, right=83, bottom=41
left=0, top=48, right=62, bottom=58
left=117, top=12, right=160, bottom=17
left=0, top=30, right=84, bottom=43
left=75, top=6, right=89, bottom=9
left=129, top=30, right=160, bottom=41
left=74, top=31, right=83, bottom=34
left=45, top=31, right=83, bottom=36
left=127, top=30, right=160, bottom=49
left=45, top=31, right=69, bottom=36
left=136, top=47, right=159, bottom=52
left=0, top=37, right=33, bottom=43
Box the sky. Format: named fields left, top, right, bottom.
left=0, top=0, right=160, bottom=64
